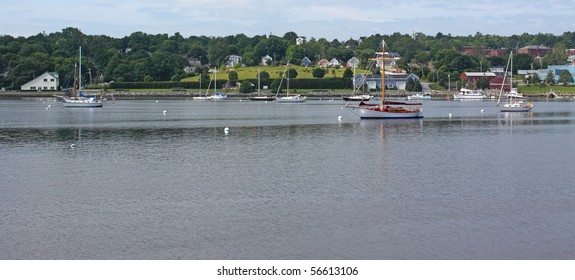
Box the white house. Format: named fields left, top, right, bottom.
left=354, top=73, right=420, bottom=90
left=296, top=37, right=305, bottom=45
left=20, top=72, right=59, bottom=91
left=226, top=55, right=243, bottom=67
left=347, top=57, right=360, bottom=68
left=330, top=58, right=340, bottom=67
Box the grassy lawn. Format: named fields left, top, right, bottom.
left=518, top=85, right=575, bottom=95
left=181, top=65, right=371, bottom=81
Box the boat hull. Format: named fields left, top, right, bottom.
left=193, top=96, right=212, bottom=100
left=407, top=96, right=431, bottom=100
left=342, top=95, right=371, bottom=101
left=61, top=97, right=103, bottom=107
left=211, top=94, right=227, bottom=101
left=407, top=93, right=431, bottom=100
left=359, top=107, right=423, bottom=119
left=500, top=106, right=533, bottom=112
left=63, top=102, right=103, bottom=107
left=277, top=96, right=306, bottom=103
left=500, top=102, right=533, bottom=112
left=453, top=95, right=487, bottom=100
left=249, top=96, right=276, bottom=101
left=500, top=107, right=532, bottom=112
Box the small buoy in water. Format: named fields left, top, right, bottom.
left=162, top=110, right=167, bottom=115
left=338, top=116, right=342, bottom=121
left=448, top=113, right=453, bottom=118
left=481, top=109, right=485, bottom=113
left=156, top=100, right=158, bottom=103
left=224, top=127, right=230, bottom=135
left=46, top=104, right=51, bottom=110
left=69, top=144, right=75, bottom=149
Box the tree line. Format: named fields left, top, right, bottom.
left=2, top=27, right=575, bottom=90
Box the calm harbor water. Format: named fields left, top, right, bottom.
left=1, top=97, right=575, bottom=259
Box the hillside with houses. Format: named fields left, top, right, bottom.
left=2, top=28, right=575, bottom=92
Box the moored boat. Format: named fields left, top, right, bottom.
left=57, top=47, right=103, bottom=108
left=497, top=51, right=533, bottom=112
left=346, top=40, right=423, bottom=119
left=342, top=94, right=372, bottom=101
left=407, top=92, right=431, bottom=100
left=453, top=88, right=487, bottom=100
left=276, top=64, right=306, bottom=103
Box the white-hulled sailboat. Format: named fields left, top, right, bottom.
left=497, top=51, right=533, bottom=112
left=346, top=40, right=422, bottom=119
left=57, top=47, right=103, bottom=107
left=276, top=63, right=306, bottom=103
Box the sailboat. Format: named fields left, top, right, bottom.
left=342, top=66, right=372, bottom=101
left=497, top=51, right=533, bottom=112
left=276, top=63, right=306, bottom=103
left=209, top=68, right=227, bottom=100
left=194, top=68, right=227, bottom=100
left=250, top=68, right=275, bottom=101
left=346, top=40, right=422, bottom=119
left=57, top=47, right=103, bottom=107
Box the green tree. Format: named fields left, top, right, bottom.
left=405, top=77, right=416, bottom=91
left=228, top=71, right=238, bottom=81
left=287, top=68, right=298, bottom=79
left=528, top=73, right=541, bottom=86
left=239, top=80, right=253, bottom=93
left=414, top=80, right=423, bottom=92
left=545, top=70, right=555, bottom=85
left=343, top=68, right=353, bottom=78
left=259, top=71, right=270, bottom=79
left=312, top=68, right=325, bottom=78
left=514, top=53, right=534, bottom=72
left=558, top=70, right=574, bottom=85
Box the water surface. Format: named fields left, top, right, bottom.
left=1, top=98, right=574, bottom=259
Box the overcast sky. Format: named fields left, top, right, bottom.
left=1, top=0, right=574, bottom=40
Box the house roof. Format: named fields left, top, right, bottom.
left=520, top=45, right=550, bottom=50
left=317, top=59, right=330, bottom=65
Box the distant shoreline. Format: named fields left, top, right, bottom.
left=0, top=90, right=568, bottom=100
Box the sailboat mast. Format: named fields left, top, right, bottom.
left=73, top=63, right=77, bottom=97
left=510, top=51, right=513, bottom=101
left=381, top=40, right=386, bottom=106
left=287, top=63, right=290, bottom=96
left=79, top=47, right=82, bottom=92
left=258, top=68, right=261, bottom=95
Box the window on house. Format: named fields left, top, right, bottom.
left=31, top=86, right=36, bottom=90
left=50, top=86, right=55, bottom=90
left=44, top=78, right=48, bottom=82
left=43, top=86, right=48, bottom=90
left=50, top=79, right=54, bottom=82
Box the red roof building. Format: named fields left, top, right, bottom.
left=518, top=45, right=550, bottom=57
left=461, top=72, right=497, bottom=88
